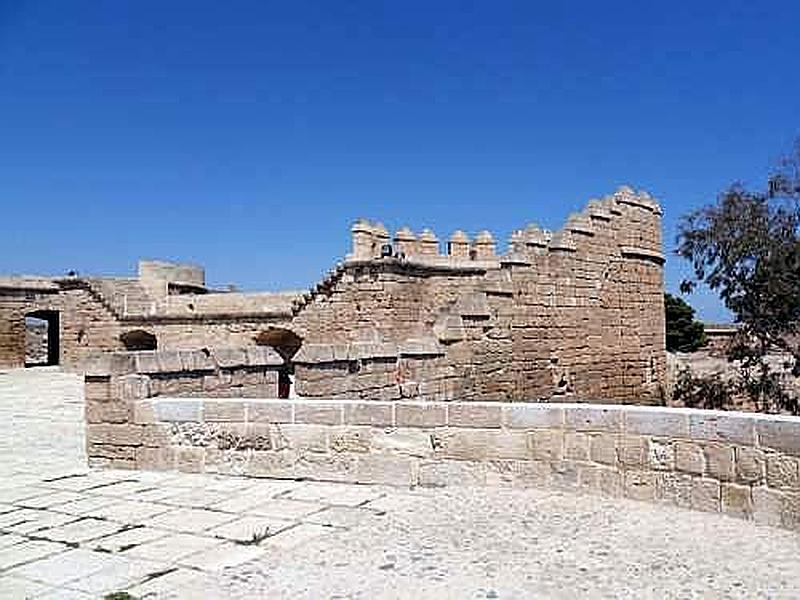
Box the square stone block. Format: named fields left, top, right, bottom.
left=503, top=404, right=564, bottom=429
left=447, top=403, right=502, bottom=428
left=396, top=403, right=447, bottom=428
left=721, top=482, right=753, bottom=519
left=294, top=402, right=344, bottom=426
left=565, top=407, right=622, bottom=432
left=674, top=441, right=704, bottom=475
left=689, top=413, right=756, bottom=446
left=344, top=402, right=394, bottom=427
left=624, top=408, right=689, bottom=438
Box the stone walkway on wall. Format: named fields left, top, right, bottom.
left=0, top=369, right=799, bottom=599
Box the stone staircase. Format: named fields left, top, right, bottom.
left=82, top=278, right=155, bottom=319
left=291, top=262, right=347, bottom=316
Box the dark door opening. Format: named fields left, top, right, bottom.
left=120, top=330, right=158, bottom=351
left=255, top=327, right=303, bottom=398
left=25, top=310, right=60, bottom=367
left=278, top=369, right=292, bottom=399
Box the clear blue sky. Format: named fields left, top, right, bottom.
left=2, top=1, right=798, bottom=321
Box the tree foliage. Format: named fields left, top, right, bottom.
left=664, top=293, right=707, bottom=352
left=676, top=139, right=800, bottom=414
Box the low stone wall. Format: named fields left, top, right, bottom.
left=85, top=367, right=800, bottom=530
left=83, top=348, right=284, bottom=461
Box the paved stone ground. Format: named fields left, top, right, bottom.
left=1, top=369, right=800, bottom=599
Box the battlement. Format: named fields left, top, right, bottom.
left=347, top=186, right=662, bottom=267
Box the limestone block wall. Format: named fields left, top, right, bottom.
left=291, top=186, right=666, bottom=403
left=2, top=186, right=667, bottom=405
left=85, top=361, right=800, bottom=530
left=83, top=347, right=284, bottom=465
left=0, top=296, right=32, bottom=369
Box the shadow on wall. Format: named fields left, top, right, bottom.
left=120, top=330, right=157, bottom=351
left=254, top=327, right=303, bottom=399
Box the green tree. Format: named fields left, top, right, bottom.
left=664, top=293, right=707, bottom=352
left=676, top=139, right=800, bottom=413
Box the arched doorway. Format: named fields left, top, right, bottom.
left=254, top=327, right=303, bottom=399
left=25, top=310, right=59, bottom=367
left=120, top=330, right=158, bottom=351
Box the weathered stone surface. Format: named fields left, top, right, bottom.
left=721, top=482, right=753, bottom=518
left=703, top=443, right=735, bottom=482
left=294, top=403, right=343, bottom=426
left=766, top=454, right=800, bottom=489
left=396, top=403, right=446, bottom=428
left=203, top=400, right=246, bottom=422
left=153, top=399, right=203, bottom=423
left=564, top=432, right=590, bottom=461
left=647, top=439, right=674, bottom=471
left=655, top=472, right=693, bottom=508
left=752, top=485, right=784, bottom=527
left=503, top=404, right=564, bottom=429
left=246, top=401, right=293, bottom=424
left=690, top=478, right=720, bottom=512
left=418, top=460, right=486, bottom=487
left=434, top=429, right=528, bottom=461
left=589, top=433, right=618, bottom=465
left=618, top=436, right=648, bottom=467
left=624, top=409, right=689, bottom=438
left=756, top=419, right=800, bottom=456
left=448, top=403, right=502, bottom=428
left=689, top=413, right=756, bottom=446
left=674, top=441, right=704, bottom=475
left=624, top=470, right=657, bottom=502
left=528, top=429, right=564, bottom=461
left=344, top=402, right=394, bottom=427
left=565, top=407, right=622, bottom=432
left=734, top=446, right=765, bottom=484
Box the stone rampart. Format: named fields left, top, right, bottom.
left=2, top=186, right=666, bottom=404
left=85, top=354, right=800, bottom=532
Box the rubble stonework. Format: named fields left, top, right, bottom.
left=1, top=187, right=666, bottom=402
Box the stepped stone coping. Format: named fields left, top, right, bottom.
left=293, top=339, right=445, bottom=364
left=84, top=347, right=283, bottom=376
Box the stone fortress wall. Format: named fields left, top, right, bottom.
left=83, top=350, right=800, bottom=532
left=0, top=186, right=666, bottom=403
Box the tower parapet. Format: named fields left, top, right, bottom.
left=473, top=231, right=496, bottom=259
left=448, top=231, right=470, bottom=258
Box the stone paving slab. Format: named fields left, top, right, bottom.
left=2, top=368, right=800, bottom=598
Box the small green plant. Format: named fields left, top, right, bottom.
left=243, top=525, right=271, bottom=545
left=104, top=592, right=139, bottom=600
